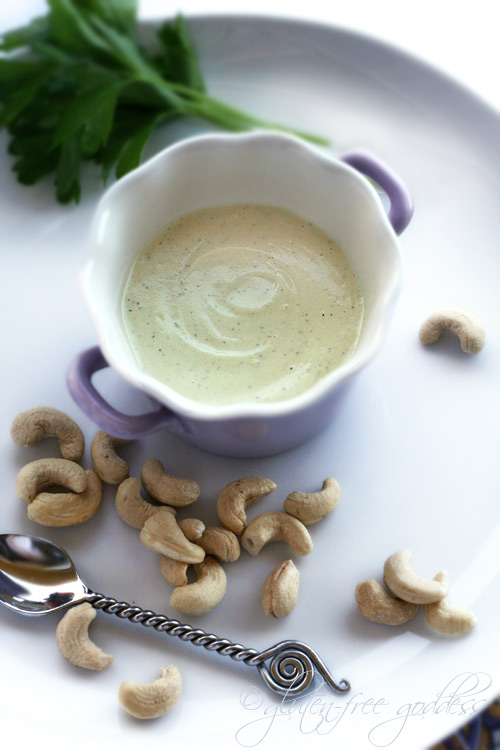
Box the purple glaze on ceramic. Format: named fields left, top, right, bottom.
left=67, top=345, right=353, bottom=456
left=340, top=152, right=414, bottom=235
left=66, top=346, right=174, bottom=439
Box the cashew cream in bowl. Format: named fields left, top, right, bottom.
left=121, top=204, right=364, bottom=406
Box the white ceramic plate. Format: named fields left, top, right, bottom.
left=1, top=16, right=499, bottom=750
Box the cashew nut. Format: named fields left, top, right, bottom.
left=197, top=526, right=240, bottom=562
left=90, top=430, right=130, bottom=485
left=241, top=512, right=313, bottom=557
left=283, top=477, right=340, bottom=526
left=16, top=458, right=88, bottom=503
left=419, top=308, right=485, bottom=354
left=56, top=602, right=113, bottom=670
left=140, top=510, right=205, bottom=563
left=160, top=518, right=206, bottom=586
left=178, top=518, right=205, bottom=541
left=355, top=580, right=420, bottom=625
left=27, top=470, right=102, bottom=526
left=115, top=477, right=175, bottom=529
left=11, top=406, right=85, bottom=461
left=160, top=556, right=189, bottom=587
left=383, top=549, right=447, bottom=604
left=118, top=665, right=182, bottom=719
left=262, top=560, right=300, bottom=618
left=424, top=572, right=477, bottom=635
left=170, top=556, right=226, bottom=616
left=141, top=458, right=199, bottom=507
left=217, top=477, right=277, bottom=535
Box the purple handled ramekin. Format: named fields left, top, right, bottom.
left=67, top=132, right=412, bottom=457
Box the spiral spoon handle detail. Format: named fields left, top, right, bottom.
left=87, top=593, right=350, bottom=696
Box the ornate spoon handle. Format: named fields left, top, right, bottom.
left=87, top=591, right=350, bottom=697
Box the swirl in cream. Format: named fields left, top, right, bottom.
left=122, top=204, right=364, bottom=405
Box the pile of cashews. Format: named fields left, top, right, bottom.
left=12, top=407, right=103, bottom=526
left=10, top=407, right=184, bottom=719
left=355, top=549, right=477, bottom=635
left=118, top=465, right=341, bottom=620
left=7, top=305, right=486, bottom=721
left=10, top=405, right=342, bottom=719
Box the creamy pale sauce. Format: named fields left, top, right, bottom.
left=121, top=204, right=364, bottom=405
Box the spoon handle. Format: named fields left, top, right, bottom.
left=87, top=591, right=350, bottom=696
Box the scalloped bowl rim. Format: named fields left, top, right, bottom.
left=79, top=131, right=403, bottom=422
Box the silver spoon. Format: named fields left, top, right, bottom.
left=0, top=532, right=350, bottom=697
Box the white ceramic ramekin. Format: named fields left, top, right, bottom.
left=67, top=131, right=412, bottom=457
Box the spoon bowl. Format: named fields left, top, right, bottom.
left=0, top=533, right=88, bottom=615
left=0, top=532, right=349, bottom=696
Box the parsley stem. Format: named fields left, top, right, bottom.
left=137, top=74, right=330, bottom=146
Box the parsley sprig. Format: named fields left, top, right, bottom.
left=0, top=0, right=328, bottom=203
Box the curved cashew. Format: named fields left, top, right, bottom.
left=283, top=477, right=340, bottom=526
left=160, top=519, right=205, bottom=586
left=170, top=556, right=226, bottom=616
left=197, top=526, right=240, bottom=562
left=419, top=308, right=485, bottom=355
left=383, top=549, right=447, bottom=604
left=115, top=477, right=175, bottom=529
left=355, top=580, right=420, bottom=625
left=262, top=560, right=300, bottom=618
left=178, top=518, right=205, bottom=541
left=56, top=602, right=113, bottom=670
left=118, top=666, right=182, bottom=719
left=16, top=458, right=88, bottom=503
left=91, top=430, right=130, bottom=485
left=140, top=511, right=205, bottom=563
left=241, top=512, right=313, bottom=557
left=27, top=470, right=102, bottom=526
left=424, top=572, right=477, bottom=635
left=160, top=556, right=189, bottom=587
left=11, top=406, right=85, bottom=461
left=141, top=458, right=200, bottom=507
left=217, top=477, right=276, bottom=535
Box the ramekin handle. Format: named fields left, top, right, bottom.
left=66, top=346, right=174, bottom=439
left=340, top=151, right=413, bottom=235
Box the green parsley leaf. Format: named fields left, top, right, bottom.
left=55, top=137, right=81, bottom=203
left=10, top=133, right=59, bottom=184
left=54, top=79, right=128, bottom=153
left=0, top=0, right=328, bottom=203
left=76, top=0, right=138, bottom=37
left=0, top=63, right=53, bottom=126
left=114, top=113, right=164, bottom=178
left=156, top=15, right=205, bottom=92
left=0, top=15, right=50, bottom=52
